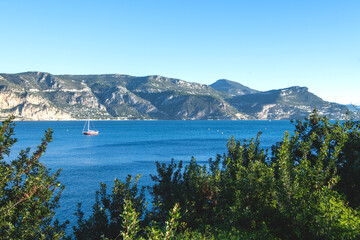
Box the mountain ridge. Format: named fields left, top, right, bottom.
left=0, top=72, right=348, bottom=120
left=210, top=79, right=259, bottom=96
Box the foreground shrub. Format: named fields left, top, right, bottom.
left=147, top=111, right=360, bottom=239
left=0, top=116, right=67, bottom=239
left=71, top=110, right=360, bottom=239
left=73, top=175, right=146, bottom=240
left=286, top=112, right=360, bottom=209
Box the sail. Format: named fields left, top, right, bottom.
left=82, top=116, right=99, bottom=135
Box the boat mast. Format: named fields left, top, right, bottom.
left=87, top=115, right=90, bottom=132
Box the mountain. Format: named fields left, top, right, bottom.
left=347, top=104, right=360, bottom=112
left=227, top=86, right=348, bottom=120
left=0, top=72, right=348, bottom=120
left=0, top=72, right=245, bottom=120
left=210, top=79, right=259, bottom=96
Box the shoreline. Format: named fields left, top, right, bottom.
left=2, top=118, right=306, bottom=122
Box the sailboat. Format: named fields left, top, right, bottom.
left=82, top=116, right=99, bottom=135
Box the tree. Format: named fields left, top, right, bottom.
left=148, top=111, right=360, bottom=239
left=280, top=110, right=360, bottom=209
left=270, top=130, right=359, bottom=239
left=71, top=111, right=360, bottom=239
left=0, top=116, right=67, bottom=239
left=73, top=175, right=146, bottom=240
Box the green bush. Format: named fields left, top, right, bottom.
left=73, top=175, right=146, bottom=240
left=0, top=116, right=67, bottom=239
left=74, top=110, right=360, bottom=239
left=147, top=111, right=360, bottom=239
left=3, top=111, right=359, bottom=239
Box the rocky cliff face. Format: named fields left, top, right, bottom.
left=0, top=72, right=348, bottom=120
left=0, top=87, right=72, bottom=120
left=227, top=86, right=347, bottom=120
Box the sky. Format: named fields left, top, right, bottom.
left=0, top=0, right=359, bottom=104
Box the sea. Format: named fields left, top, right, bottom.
left=7, top=120, right=294, bottom=230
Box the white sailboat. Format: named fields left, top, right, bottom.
left=82, top=116, right=99, bottom=135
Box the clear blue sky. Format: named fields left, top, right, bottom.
left=1, top=0, right=359, bottom=104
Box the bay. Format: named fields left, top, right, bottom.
left=8, top=120, right=293, bottom=228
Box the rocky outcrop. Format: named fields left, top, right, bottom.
left=101, top=86, right=162, bottom=118
left=227, top=86, right=348, bottom=120
left=0, top=88, right=72, bottom=120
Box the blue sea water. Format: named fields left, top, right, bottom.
left=8, top=120, right=293, bottom=229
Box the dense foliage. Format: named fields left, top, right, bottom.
left=72, top=175, right=146, bottom=239
left=74, top=111, right=360, bottom=239
left=1, top=110, right=360, bottom=239
left=0, top=116, right=67, bottom=239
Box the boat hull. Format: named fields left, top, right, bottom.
left=83, top=131, right=99, bottom=135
